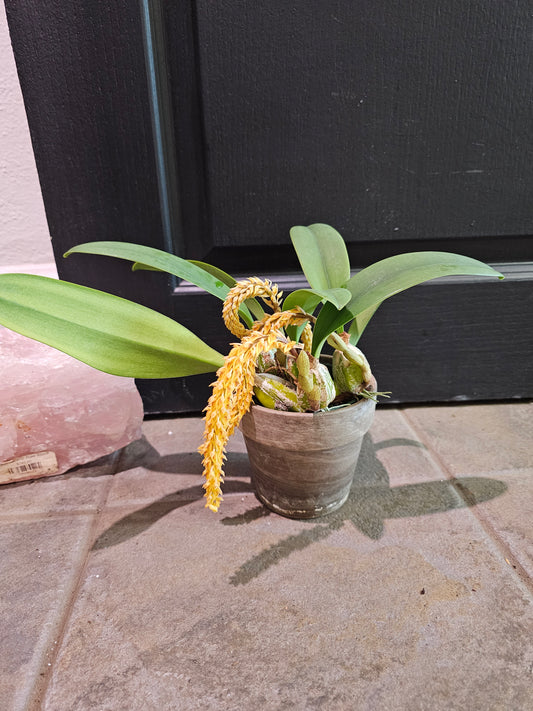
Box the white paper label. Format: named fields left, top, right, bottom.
left=0, top=451, right=59, bottom=484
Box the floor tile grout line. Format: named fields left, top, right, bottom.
left=444, top=465, right=533, bottom=479
left=0, top=507, right=107, bottom=523
left=398, top=407, right=533, bottom=598
left=25, top=437, right=214, bottom=707
left=0, top=494, right=258, bottom=526
left=0, top=452, right=122, bottom=524
left=26, top=475, right=116, bottom=711
left=0, top=491, right=256, bottom=523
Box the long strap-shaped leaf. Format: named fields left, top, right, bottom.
left=187, top=260, right=264, bottom=322
left=65, top=242, right=230, bottom=299
left=133, top=258, right=265, bottom=324
left=0, top=274, right=225, bottom=378
left=312, top=252, right=504, bottom=355
left=66, top=242, right=263, bottom=327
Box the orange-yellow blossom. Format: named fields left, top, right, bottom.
left=200, top=275, right=314, bottom=512
left=222, top=277, right=283, bottom=339
left=199, top=330, right=295, bottom=512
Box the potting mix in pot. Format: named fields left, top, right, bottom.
left=0, top=224, right=503, bottom=513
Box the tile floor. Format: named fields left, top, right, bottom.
left=1, top=401, right=532, bottom=710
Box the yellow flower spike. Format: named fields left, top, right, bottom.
left=222, top=277, right=283, bottom=338
left=251, top=308, right=310, bottom=336
left=199, top=331, right=296, bottom=512
left=200, top=278, right=314, bottom=513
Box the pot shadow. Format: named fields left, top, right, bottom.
left=224, top=434, right=508, bottom=585
left=91, top=434, right=507, bottom=580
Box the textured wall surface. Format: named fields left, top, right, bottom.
left=0, top=4, right=53, bottom=268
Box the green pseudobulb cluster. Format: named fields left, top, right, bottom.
left=253, top=342, right=373, bottom=412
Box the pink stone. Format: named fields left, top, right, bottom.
left=0, top=326, right=144, bottom=479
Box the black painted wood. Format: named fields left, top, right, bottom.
left=5, top=1, right=533, bottom=411
left=365, top=265, right=533, bottom=404
left=5, top=1, right=164, bottom=266
left=193, top=0, right=533, bottom=264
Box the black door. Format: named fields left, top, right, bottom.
left=6, top=1, right=533, bottom=412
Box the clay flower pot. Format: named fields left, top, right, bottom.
left=240, top=395, right=376, bottom=519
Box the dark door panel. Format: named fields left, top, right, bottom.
left=192, top=1, right=533, bottom=256
left=5, top=0, right=533, bottom=411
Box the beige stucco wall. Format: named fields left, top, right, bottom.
left=0, top=4, right=54, bottom=269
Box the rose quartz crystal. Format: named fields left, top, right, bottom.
left=0, top=327, right=144, bottom=476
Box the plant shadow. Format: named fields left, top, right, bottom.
left=91, top=433, right=507, bottom=585
left=91, top=448, right=252, bottom=550
left=224, top=434, right=507, bottom=585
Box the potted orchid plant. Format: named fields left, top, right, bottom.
left=0, top=224, right=503, bottom=517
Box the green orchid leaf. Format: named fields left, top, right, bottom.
left=131, top=259, right=252, bottom=328
left=187, top=260, right=235, bottom=288
left=282, top=289, right=323, bottom=315
left=188, top=260, right=265, bottom=321
left=131, top=255, right=238, bottom=295
left=278, top=290, right=318, bottom=344
left=285, top=324, right=308, bottom=343
left=132, top=259, right=260, bottom=328
left=65, top=242, right=230, bottom=301
left=132, top=258, right=233, bottom=291
left=283, top=288, right=346, bottom=343
left=0, top=274, right=225, bottom=378
left=131, top=262, right=162, bottom=272
left=348, top=303, right=382, bottom=346
left=66, top=242, right=262, bottom=327
left=290, top=224, right=351, bottom=290
left=283, top=287, right=352, bottom=313
left=312, top=252, right=504, bottom=355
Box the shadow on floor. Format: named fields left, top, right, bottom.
left=91, top=433, right=507, bottom=585
left=224, top=435, right=507, bottom=584
left=114, top=436, right=254, bottom=478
